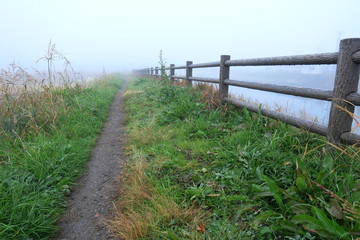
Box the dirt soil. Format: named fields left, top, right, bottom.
left=54, top=80, right=128, bottom=240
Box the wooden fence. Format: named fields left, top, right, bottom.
left=134, top=38, right=360, bottom=146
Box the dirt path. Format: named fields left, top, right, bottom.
left=54, top=80, right=128, bottom=240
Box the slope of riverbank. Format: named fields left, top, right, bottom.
left=110, top=77, right=360, bottom=240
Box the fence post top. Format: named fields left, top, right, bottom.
left=338, top=38, right=360, bottom=53
left=340, top=38, right=360, bottom=43
left=221, top=55, right=231, bottom=61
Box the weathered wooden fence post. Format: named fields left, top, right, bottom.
left=155, top=67, right=159, bottom=78
left=169, top=64, right=175, bottom=82
left=186, top=61, right=193, bottom=86
left=327, top=38, right=360, bottom=144
left=219, top=55, right=231, bottom=99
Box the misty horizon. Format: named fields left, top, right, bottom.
left=1, top=0, right=360, bottom=127
left=1, top=0, right=359, bottom=74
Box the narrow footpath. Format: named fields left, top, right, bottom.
left=54, top=79, right=128, bottom=240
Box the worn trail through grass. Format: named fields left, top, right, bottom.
left=54, top=79, right=128, bottom=240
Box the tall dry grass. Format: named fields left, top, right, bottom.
left=0, top=42, right=83, bottom=137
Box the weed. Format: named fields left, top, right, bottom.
left=158, top=50, right=168, bottom=82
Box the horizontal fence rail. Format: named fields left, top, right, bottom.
left=353, top=51, right=360, bottom=63
left=190, top=61, right=220, bottom=68
left=225, top=52, right=339, bottom=66
left=134, top=38, right=360, bottom=146
left=347, top=93, right=360, bottom=105
left=188, top=77, right=219, bottom=84
left=172, top=65, right=186, bottom=69
left=224, top=97, right=329, bottom=136
left=224, top=80, right=334, bottom=101
left=172, top=75, right=187, bottom=80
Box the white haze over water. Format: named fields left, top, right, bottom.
left=190, top=65, right=360, bottom=132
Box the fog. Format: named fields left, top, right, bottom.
left=0, top=0, right=359, bottom=73
left=1, top=0, right=360, bottom=127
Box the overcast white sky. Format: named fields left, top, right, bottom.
left=0, top=0, right=359, bottom=73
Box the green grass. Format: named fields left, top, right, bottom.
left=114, top=77, right=360, bottom=239
left=0, top=76, right=123, bottom=239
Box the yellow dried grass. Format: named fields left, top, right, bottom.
left=108, top=154, right=207, bottom=240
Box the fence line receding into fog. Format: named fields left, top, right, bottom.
left=134, top=38, right=360, bottom=146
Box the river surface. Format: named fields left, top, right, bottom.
left=187, top=65, right=360, bottom=134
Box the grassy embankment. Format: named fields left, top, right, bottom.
left=111, top=77, right=360, bottom=239
left=0, top=75, right=123, bottom=239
